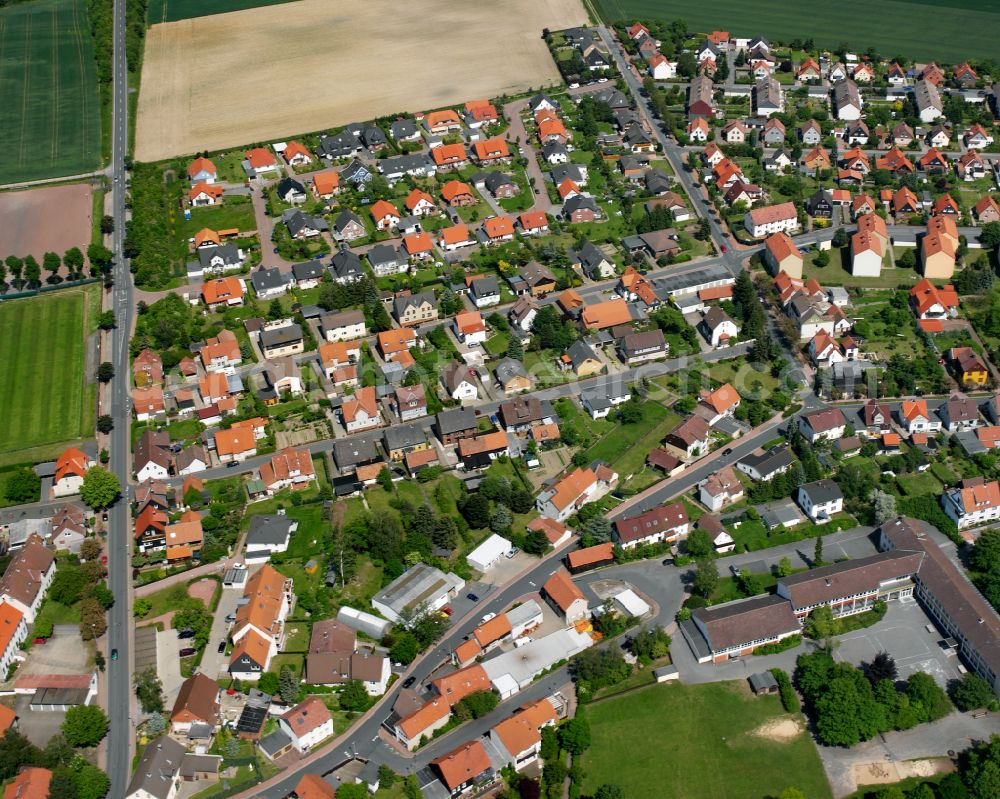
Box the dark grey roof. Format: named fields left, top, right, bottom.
left=800, top=478, right=843, bottom=503
left=484, top=172, right=516, bottom=193
left=572, top=239, right=608, bottom=270
left=563, top=195, right=599, bottom=215
left=749, top=671, right=779, bottom=693
left=332, top=433, right=381, bottom=469
left=197, top=244, right=242, bottom=269
left=283, top=209, right=328, bottom=237
left=246, top=514, right=295, bottom=547
left=318, top=130, right=361, bottom=157
left=471, top=275, right=499, bottom=298
left=623, top=124, right=651, bottom=146
left=250, top=266, right=289, bottom=294
left=360, top=125, right=387, bottom=148
left=277, top=177, right=305, bottom=198
left=383, top=421, right=428, bottom=452
left=645, top=169, right=671, bottom=194
left=393, top=290, right=437, bottom=317
left=126, top=736, right=187, bottom=799
left=495, top=358, right=529, bottom=385
left=321, top=309, right=365, bottom=331
left=703, top=306, right=735, bottom=331
left=390, top=118, right=418, bottom=139
left=330, top=248, right=365, bottom=280
left=436, top=406, right=477, bottom=435
left=292, top=260, right=325, bottom=281
left=550, top=164, right=586, bottom=186
left=739, top=445, right=795, bottom=477
left=367, top=244, right=403, bottom=268
left=591, top=87, right=629, bottom=108
left=259, top=324, right=303, bottom=349
left=340, top=159, right=372, bottom=184
left=379, top=153, right=434, bottom=177
left=333, top=210, right=365, bottom=234
left=564, top=339, right=600, bottom=369
left=528, top=93, right=558, bottom=112
left=258, top=729, right=292, bottom=757
left=542, top=142, right=569, bottom=160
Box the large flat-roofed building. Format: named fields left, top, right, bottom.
left=371, top=563, right=465, bottom=623
left=776, top=551, right=922, bottom=617
left=481, top=629, right=593, bottom=698
left=879, top=516, right=1000, bottom=697
left=686, top=594, right=800, bottom=663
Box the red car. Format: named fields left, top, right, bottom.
left=720, top=244, right=728, bottom=253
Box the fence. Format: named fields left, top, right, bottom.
left=0, top=277, right=102, bottom=302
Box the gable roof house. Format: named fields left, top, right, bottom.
left=914, top=79, right=943, bottom=123
left=614, top=502, right=689, bottom=550
left=541, top=569, right=589, bottom=624
left=393, top=291, right=438, bottom=326
left=699, top=466, right=745, bottom=512
left=833, top=79, right=863, bottom=120
left=537, top=466, right=618, bottom=523
left=52, top=447, right=93, bottom=497
left=664, top=414, right=712, bottom=459
left=170, top=673, right=221, bottom=735
left=0, top=539, right=55, bottom=622
left=797, top=408, right=848, bottom=442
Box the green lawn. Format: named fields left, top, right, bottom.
left=147, top=0, right=296, bottom=23
left=582, top=681, right=832, bottom=799
left=34, top=598, right=80, bottom=627
left=597, top=0, right=1000, bottom=61
left=282, top=621, right=310, bottom=653
left=179, top=199, right=257, bottom=240
left=0, top=0, right=101, bottom=184
left=583, top=403, right=677, bottom=477
left=0, top=288, right=94, bottom=465
left=802, top=248, right=919, bottom=290
left=895, top=471, right=944, bottom=497
left=704, top=359, right=781, bottom=397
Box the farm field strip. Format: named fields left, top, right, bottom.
left=136, top=0, right=587, bottom=161
left=0, top=291, right=90, bottom=456
left=147, top=0, right=297, bottom=23
left=596, top=0, right=1000, bottom=63
left=0, top=0, right=101, bottom=184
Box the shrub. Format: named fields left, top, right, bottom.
left=770, top=668, right=800, bottom=713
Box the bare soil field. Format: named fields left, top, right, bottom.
left=135, top=0, right=587, bottom=161
left=0, top=184, right=92, bottom=261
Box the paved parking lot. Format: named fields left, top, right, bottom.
left=832, top=598, right=962, bottom=688
left=12, top=694, right=65, bottom=747
left=156, top=629, right=185, bottom=706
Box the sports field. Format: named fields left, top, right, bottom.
left=581, top=681, right=832, bottom=799
left=147, top=0, right=296, bottom=23
left=135, top=0, right=587, bottom=161
left=0, top=0, right=101, bottom=185
left=0, top=289, right=95, bottom=463
left=596, top=0, right=999, bottom=63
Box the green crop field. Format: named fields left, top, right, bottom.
left=582, top=681, right=832, bottom=799
left=0, top=289, right=94, bottom=462
left=147, top=0, right=297, bottom=23
left=596, top=0, right=1000, bottom=63
left=0, top=0, right=101, bottom=185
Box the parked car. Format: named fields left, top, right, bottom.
left=177, top=628, right=195, bottom=639
left=217, top=641, right=226, bottom=653
left=466, top=592, right=480, bottom=602
left=179, top=647, right=197, bottom=657
left=506, top=547, right=519, bottom=559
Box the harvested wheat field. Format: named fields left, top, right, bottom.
left=136, top=0, right=587, bottom=161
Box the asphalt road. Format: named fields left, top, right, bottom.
left=106, top=0, right=134, bottom=794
